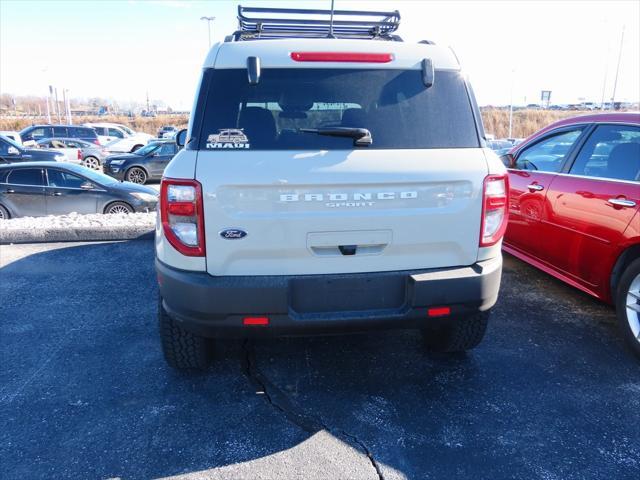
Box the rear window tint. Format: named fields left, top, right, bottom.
left=69, top=127, right=97, bottom=138
left=47, top=169, right=86, bottom=188
left=21, top=126, right=52, bottom=140
left=53, top=127, right=69, bottom=137
left=196, top=68, right=479, bottom=150
left=7, top=168, right=44, bottom=186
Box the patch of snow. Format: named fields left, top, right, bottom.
left=0, top=212, right=156, bottom=232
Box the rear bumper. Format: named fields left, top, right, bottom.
left=157, top=255, right=502, bottom=337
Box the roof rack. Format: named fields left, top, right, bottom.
left=229, top=5, right=402, bottom=42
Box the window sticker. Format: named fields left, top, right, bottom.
left=206, top=129, right=250, bottom=149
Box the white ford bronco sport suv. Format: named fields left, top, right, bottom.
left=156, top=6, right=508, bottom=369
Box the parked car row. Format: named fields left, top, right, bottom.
left=1, top=133, right=181, bottom=183
left=18, top=122, right=153, bottom=153
left=35, top=138, right=110, bottom=169
left=1, top=122, right=182, bottom=181
left=0, top=162, right=158, bottom=219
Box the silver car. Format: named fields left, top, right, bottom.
left=36, top=138, right=109, bottom=170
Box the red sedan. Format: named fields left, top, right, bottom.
left=501, top=113, right=640, bottom=357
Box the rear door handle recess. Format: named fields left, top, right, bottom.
left=6, top=189, right=15, bottom=193
left=609, top=198, right=636, bottom=208
left=51, top=192, right=62, bottom=196
left=527, top=184, right=544, bottom=192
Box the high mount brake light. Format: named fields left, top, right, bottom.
left=290, top=52, right=393, bottom=63
left=480, top=174, right=509, bottom=247
left=160, top=178, right=206, bottom=257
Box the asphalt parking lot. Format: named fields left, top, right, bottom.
left=1, top=240, right=639, bottom=480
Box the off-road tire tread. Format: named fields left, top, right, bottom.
left=422, top=312, right=489, bottom=352
left=158, top=299, right=212, bottom=370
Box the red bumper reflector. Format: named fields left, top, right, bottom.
left=290, top=52, right=393, bottom=63
left=243, top=317, right=270, bottom=326
left=428, top=307, right=451, bottom=317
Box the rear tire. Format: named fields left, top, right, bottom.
left=0, top=204, right=10, bottom=220
left=158, top=297, right=213, bottom=370
left=104, top=201, right=133, bottom=214
left=83, top=156, right=100, bottom=170
left=615, top=258, right=640, bottom=358
left=421, top=311, right=489, bottom=352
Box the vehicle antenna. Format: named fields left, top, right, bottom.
left=328, top=0, right=336, bottom=38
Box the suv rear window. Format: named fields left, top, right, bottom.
left=196, top=68, right=479, bottom=150
left=69, top=127, right=97, bottom=139
left=53, top=126, right=69, bottom=137
left=21, top=126, right=53, bottom=141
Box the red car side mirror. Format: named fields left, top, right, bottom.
left=499, top=153, right=516, bottom=168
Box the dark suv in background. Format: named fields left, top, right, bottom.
left=103, top=140, right=180, bottom=184
left=20, top=125, right=100, bottom=146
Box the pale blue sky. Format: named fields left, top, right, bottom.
left=1, top=0, right=639, bottom=109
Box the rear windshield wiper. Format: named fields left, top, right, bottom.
left=299, top=127, right=372, bottom=147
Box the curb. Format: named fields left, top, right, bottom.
left=0, top=227, right=154, bottom=245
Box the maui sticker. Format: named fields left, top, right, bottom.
left=206, top=129, right=250, bottom=149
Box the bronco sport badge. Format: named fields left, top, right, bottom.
left=206, top=129, right=250, bottom=149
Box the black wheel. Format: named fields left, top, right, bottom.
left=0, top=204, right=10, bottom=220
left=126, top=167, right=147, bottom=184
left=421, top=311, right=489, bottom=352
left=158, top=297, right=213, bottom=370
left=104, top=201, right=133, bottom=214
left=83, top=156, right=100, bottom=170
left=131, top=144, right=143, bottom=152
left=615, top=258, right=640, bottom=358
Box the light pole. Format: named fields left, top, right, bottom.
left=610, top=24, right=625, bottom=110
left=200, top=16, right=215, bottom=49
left=508, top=69, right=515, bottom=139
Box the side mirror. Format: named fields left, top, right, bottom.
left=7, top=146, right=19, bottom=155
left=80, top=182, right=94, bottom=190
left=176, top=129, right=188, bottom=148
left=499, top=153, right=515, bottom=168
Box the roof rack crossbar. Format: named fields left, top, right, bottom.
left=233, top=5, right=401, bottom=42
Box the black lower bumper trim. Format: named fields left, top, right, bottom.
left=157, top=256, right=502, bottom=338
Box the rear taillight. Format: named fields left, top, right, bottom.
left=479, top=174, right=509, bottom=247
left=77, top=149, right=82, bottom=160
left=160, top=178, right=205, bottom=256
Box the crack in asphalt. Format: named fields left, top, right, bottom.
left=241, top=339, right=385, bottom=480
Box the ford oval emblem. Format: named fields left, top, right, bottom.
left=219, top=228, right=247, bottom=240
